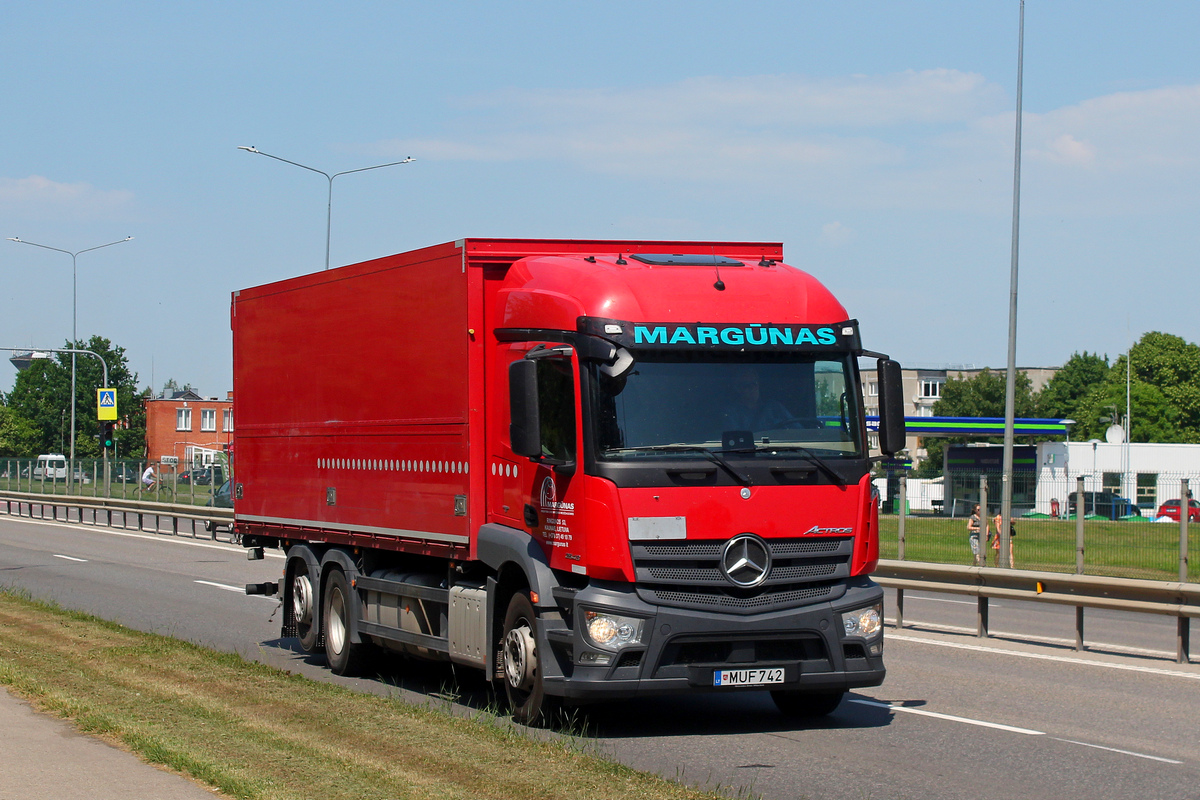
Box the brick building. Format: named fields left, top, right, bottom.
left=144, top=390, right=233, bottom=468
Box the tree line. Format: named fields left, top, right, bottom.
left=0, top=336, right=148, bottom=460
left=913, top=331, right=1200, bottom=477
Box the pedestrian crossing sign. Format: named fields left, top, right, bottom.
left=97, top=388, right=117, bottom=420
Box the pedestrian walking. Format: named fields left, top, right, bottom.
left=967, top=503, right=982, bottom=566
left=992, top=509, right=1015, bottom=567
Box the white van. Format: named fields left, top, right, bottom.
left=33, top=454, right=68, bottom=481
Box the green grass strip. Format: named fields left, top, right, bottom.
left=879, top=515, right=1198, bottom=582
left=0, top=590, right=728, bottom=800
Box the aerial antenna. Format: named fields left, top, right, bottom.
left=711, top=247, right=725, bottom=291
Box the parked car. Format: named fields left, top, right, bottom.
left=112, top=464, right=139, bottom=483
left=69, top=468, right=93, bottom=485
left=179, top=468, right=215, bottom=486
left=204, top=480, right=232, bottom=533
left=1067, top=490, right=1139, bottom=520
left=1154, top=498, right=1200, bottom=522
left=32, top=454, right=68, bottom=481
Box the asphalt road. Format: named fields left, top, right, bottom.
left=2, top=511, right=1198, bottom=800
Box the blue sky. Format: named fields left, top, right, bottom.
left=3, top=1, right=1198, bottom=397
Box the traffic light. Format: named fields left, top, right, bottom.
left=100, top=421, right=115, bottom=450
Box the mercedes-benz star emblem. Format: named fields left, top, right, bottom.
left=720, top=534, right=772, bottom=587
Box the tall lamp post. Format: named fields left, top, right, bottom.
left=998, top=0, right=1026, bottom=568
left=237, top=146, right=414, bottom=270
left=7, top=236, right=132, bottom=489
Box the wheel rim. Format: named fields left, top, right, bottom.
left=293, top=573, right=313, bottom=625
left=327, top=586, right=347, bottom=654
left=504, top=622, right=537, bottom=691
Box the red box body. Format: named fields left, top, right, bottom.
left=232, top=238, right=878, bottom=579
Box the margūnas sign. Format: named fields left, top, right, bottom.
left=578, top=317, right=862, bottom=351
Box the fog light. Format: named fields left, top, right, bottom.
left=579, top=651, right=612, bottom=665
left=842, top=604, right=883, bottom=639
left=583, top=610, right=645, bottom=650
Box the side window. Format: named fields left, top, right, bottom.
left=536, top=358, right=576, bottom=463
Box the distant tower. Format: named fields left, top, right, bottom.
left=9, top=351, right=51, bottom=372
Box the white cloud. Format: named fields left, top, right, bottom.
left=372, top=73, right=1200, bottom=216
left=0, top=175, right=134, bottom=217
left=374, top=70, right=1001, bottom=179
left=819, top=221, right=852, bottom=246
left=1035, top=134, right=1097, bottom=167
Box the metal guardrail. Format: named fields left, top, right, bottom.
left=0, top=490, right=234, bottom=542
left=1, top=489, right=1193, bottom=663
left=875, top=559, right=1197, bottom=664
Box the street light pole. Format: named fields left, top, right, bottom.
left=1000, top=0, right=1025, bottom=568
left=7, top=236, right=132, bottom=489
left=237, top=146, right=415, bottom=270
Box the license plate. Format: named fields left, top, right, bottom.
left=713, top=667, right=785, bottom=687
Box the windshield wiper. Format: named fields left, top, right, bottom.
left=753, top=444, right=846, bottom=485
left=606, top=444, right=751, bottom=486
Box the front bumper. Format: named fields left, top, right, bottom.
left=540, top=577, right=885, bottom=701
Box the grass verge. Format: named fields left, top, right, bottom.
left=877, top=515, right=1198, bottom=582
left=0, top=589, right=728, bottom=800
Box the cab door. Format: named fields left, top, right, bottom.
left=494, top=342, right=587, bottom=572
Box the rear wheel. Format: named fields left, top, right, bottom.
left=323, top=569, right=369, bottom=675
left=501, top=592, right=559, bottom=726
left=770, top=689, right=845, bottom=718
left=292, top=563, right=321, bottom=653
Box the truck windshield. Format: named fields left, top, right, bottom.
left=588, top=353, right=864, bottom=461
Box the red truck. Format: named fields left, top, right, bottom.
left=234, top=238, right=905, bottom=724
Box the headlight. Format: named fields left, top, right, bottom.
left=842, top=604, right=883, bottom=639
left=583, top=610, right=645, bottom=650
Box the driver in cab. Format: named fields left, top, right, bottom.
left=721, top=367, right=792, bottom=431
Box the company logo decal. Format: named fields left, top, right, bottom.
left=802, top=525, right=854, bottom=535
left=539, top=476, right=557, bottom=509
left=633, top=324, right=839, bottom=347
left=537, top=475, right=574, bottom=547
left=720, top=534, right=772, bottom=587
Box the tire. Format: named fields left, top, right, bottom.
left=292, top=563, right=321, bottom=653
left=501, top=591, right=560, bottom=726
left=770, top=689, right=845, bottom=718
left=323, top=569, right=369, bottom=676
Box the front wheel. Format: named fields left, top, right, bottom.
left=770, top=689, right=845, bottom=718
left=292, top=564, right=321, bottom=653
left=501, top=592, right=560, bottom=726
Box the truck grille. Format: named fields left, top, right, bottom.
left=632, top=536, right=853, bottom=614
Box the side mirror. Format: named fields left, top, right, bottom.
left=509, top=359, right=542, bottom=458
left=876, top=358, right=906, bottom=456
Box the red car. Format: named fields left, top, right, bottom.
left=1155, top=498, right=1200, bottom=522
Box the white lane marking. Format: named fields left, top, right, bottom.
left=0, top=514, right=284, bottom=559
left=1053, top=738, right=1183, bottom=765
left=852, top=699, right=1183, bottom=764
left=194, top=580, right=244, bottom=593
left=194, top=580, right=279, bottom=602
left=849, top=699, right=1044, bottom=735
left=52, top=554, right=87, bottom=562
left=888, top=633, right=1200, bottom=681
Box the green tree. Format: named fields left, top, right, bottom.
left=5, top=336, right=145, bottom=458
left=1035, top=351, right=1110, bottom=420
left=5, top=358, right=68, bottom=455
left=0, top=406, right=41, bottom=457
left=1067, top=332, right=1200, bottom=443
left=915, top=369, right=1037, bottom=477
